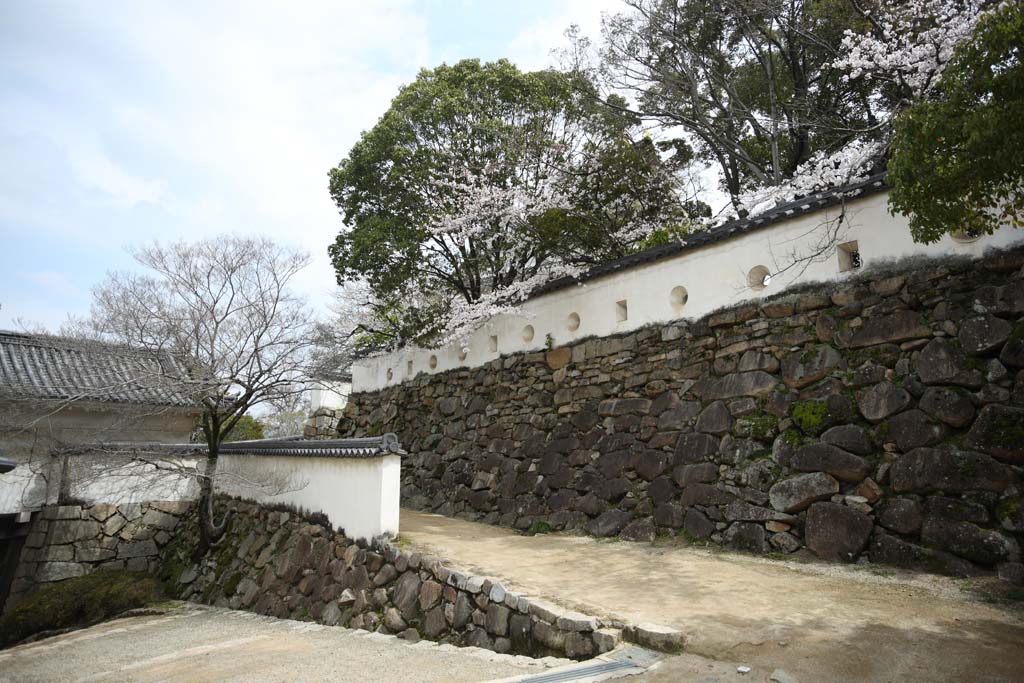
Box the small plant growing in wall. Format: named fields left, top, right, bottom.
left=545, top=333, right=555, bottom=350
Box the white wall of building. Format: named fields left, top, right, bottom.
left=308, top=381, right=352, bottom=412
left=217, top=453, right=400, bottom=541
left=353, top=191, right=1024, bottom=392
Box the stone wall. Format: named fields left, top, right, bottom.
left=6, top=501, right=189, bottom=610
left=161, top=498, right=676, bottom=659
left=339, top=250, right=1024, bottom=582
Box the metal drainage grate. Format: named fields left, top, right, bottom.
left=505, top=647, right=659, bottom=683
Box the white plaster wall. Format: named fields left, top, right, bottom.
left=354, top=191, right=1024, bottom=392
left=309, top=382, right=352, bottom=411
left=217, top=453, right=400, bottom=541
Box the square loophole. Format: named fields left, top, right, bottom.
left=838, top=240, right=861, bottom=273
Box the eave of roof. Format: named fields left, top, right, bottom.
left=532, top=173, right=889, bottom=298
left=61, top=434, right=406, bottom=459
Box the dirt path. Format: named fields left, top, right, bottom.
left=399, top=509, right=1024, bottom=683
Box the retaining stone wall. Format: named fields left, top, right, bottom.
left=162, top=498, right=650, bottom=659
left=7, top=501, right=190, bottom=609
left=338, top=250, right=1024, bottom=582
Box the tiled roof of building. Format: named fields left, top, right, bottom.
left=79, top=433, right=406, bottom=459
left=533, top=173, right=889, bottom=297
left=0, top=331, right=195, bottom=408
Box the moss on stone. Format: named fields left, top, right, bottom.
left=223, top=572, right=243, bottom=597
left=746, top=413, right=779, bottom=441
left=0, top=570, right=166, bottom=648
left=526, top=520, right=553, bottom=535
left=995, top=498, right=1021, bottom=523
left=791, top=399, right=828, bottom=435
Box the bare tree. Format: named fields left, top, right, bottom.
left=83, top=236, right=318, bottom=553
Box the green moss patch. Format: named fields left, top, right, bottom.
left=791, top=399, right=829, bottom=435
left=0, top=570, right=166, bottom=648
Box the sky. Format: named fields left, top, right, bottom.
left=0, top=0, right=623, bottom=332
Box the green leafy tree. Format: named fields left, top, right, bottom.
left=328, top=59, right=701, bottom=348
left=887, top=2, right=1024, bottom=243
left=598, top=0, right=879, bottom=210
left=222, top=414, right=265, bottom=442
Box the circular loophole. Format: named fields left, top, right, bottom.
left=458, top=348, right=468, bottom=362
left=951, top=229, right=982, bottom=244
left=747, top=265, right=772, bottom=291
left=429, top=355, right=438, bottom=370
left=522, top=325, right=535, bottom=343
left=386, top=368, right=393, bottom=381
left=670, top=285, right=689, bottom=310
left=566, top=312, right=581, bottom=332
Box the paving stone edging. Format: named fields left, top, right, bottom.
left=161, top=498, right=684, bottom=659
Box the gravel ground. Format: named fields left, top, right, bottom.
left=0, top=605, right=566, bottom=683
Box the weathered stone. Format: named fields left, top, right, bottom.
left=849, top=310, right=931, bottom=348
left=631, top=623, right=684, bottom=652
left=781, top=345, right=842, bottom=389
left=598, top=398, right=652, bottom=416
left=921, top=517, right=1017, bottom=565
left=88, top=503, right=118, bottom=522
left=724, top=501, right=797, bottom=523
left=656, top=401, right=702, bottom=430
left=635, top=450, right=671, bottom=482
left=886, top=409, right=947, bottom=451
left=452, top=592, right=474, bottom=629
left=393, top=571, right=422, bottom=620
left=654, top=503, right=684, bottom=529
left=141, top=509, right=179, bottom=531
left=854, top=477, right=883, bottom=504
left=965, top=405, right=1024, bottom=464
left=619, top=518, right=656, bottom=542
left=856, top=382, right=911, bottom=423
left=723, top=522, right=768, bottom=552
left=680, top=483, right=734, bottom=507
left=485, top=602, right=511, bottom=636
left=647, top=477, right=677, bottom=506
left=891, top=448, right=1012, bottom=493
left=49, top=519, right=102, bottom=545
left=805, top=502, right=873, bottom=561
left=738, top=350, right=780, bottom=373
left=423, top=606, right=447, bottom=637
left=117, top=539, right=158, bottom=559
left=791, top=443, right=869, bottom=482
left=546, top=347, right=572, bottom=370
left=36, top=561, right=86, bottom=582
left=770, top=532, right=801, bottom=554
left=769, top=472, right=840, bottom=513
left=692, top=371, right=778, bottom=401
left=695, top=400, right=733, bottom=435
left=917, top=339, right=983, bottom=387
left=383, top=607, right=407, bottom=632
left=927, top=496, right=988, bottom=524
left=674, top=433, right=721, bottom=463
left=682, top=509, right=715, bottom=540
left=672, top=462, right=718, bottom=486
left=564, top=631, right=596, bottom=659
left=419, top=579, right=443, bottom=611
left=820, top=424, right=873, bottom=455
left=958, top=314, right=1012, bottom=355
left=918, top=387, right=976, bottom=428
left=372, top=563, right=398, bottom=587
left=585, top=510, right=632, bottom=538
left=999, top=321, right=1024, bottom=367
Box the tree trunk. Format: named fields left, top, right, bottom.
left=192, top=445, right=231, bottom=561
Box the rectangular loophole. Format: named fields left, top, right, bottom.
left=616, top=299, right=628, bottom=322
left=406, top=360, right=413, bottom=376
left=838, top=240, right=860, bottom=272
left=489, top=335, right=498, bottom=353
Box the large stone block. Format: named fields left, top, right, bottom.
left=769, top=472, right=839, bottom=513
left=921, top=517, right=1017, bottom=565
left=856, top=382, right=911, bottom=423
left=781, top=345, right=842, bottom=389
left=50, top=519, right=102, bottom=545
left=585, top=510, right=632, bottom=538
left=891, top=448, right=1012, bottom=493
left=36, top=561, right=86, bottom=582
left=877, top=497, right=924, bottom=534
left=691, top=371, right=778, bottom=401
left=965, top=405, right=1024, bottom=464
left=958, top=314, right=1012, bottom=356
left=790, top=443, right=869, bottom=482
left=805, top=502, right=872, bottom=562
left=848, top=310, right=931, bottom=348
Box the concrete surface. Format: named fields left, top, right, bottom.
left=399, top=509, right=1024, bottom=683
left=0, top=604, right=560, bottom=683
